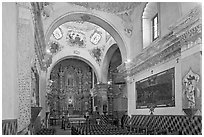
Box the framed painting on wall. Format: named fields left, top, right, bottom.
left=135, top=68, right=175, bottom=109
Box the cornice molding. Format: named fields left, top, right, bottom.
left=118, top=5, right=202, bottom=78
left=169, top=5, right=202, bottom=37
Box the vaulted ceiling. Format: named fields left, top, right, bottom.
left=70, top=2, right=141, bottom=14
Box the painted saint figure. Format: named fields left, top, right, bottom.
left=183, top=69, right=200, bottom=108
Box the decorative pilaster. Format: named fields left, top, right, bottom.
left=17, top=3, right=35, bottom=132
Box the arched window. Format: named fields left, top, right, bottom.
left=142, top=2, right=160, bottom=49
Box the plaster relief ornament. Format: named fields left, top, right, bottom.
left=183, top=69, right=200, bottom=108
left=90, top=30, right=102, bottom=45
left=66, top=29, right=86, bottom=48
left=53, top=27, right=63, bottom=40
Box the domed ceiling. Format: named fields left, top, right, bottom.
left=47, top=21, right=115, bottom=65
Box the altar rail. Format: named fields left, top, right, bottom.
left=124, top=115, right=202, bottom=135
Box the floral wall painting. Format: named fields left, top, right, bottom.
left=89, top=46, right=105, bottom=65
left=52, top=27, right=63, bottom=40
left=182, top=69, right=200, bottom=109
left=90, top=29, right=102, bottom=45
left=49, top=41, right=60, bottom=54
left=66, top=29, right=86, bottom=48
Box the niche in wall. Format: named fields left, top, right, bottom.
left=135, top=67, right=175, bottom=109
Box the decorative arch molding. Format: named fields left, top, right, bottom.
left=47, top=54, right=100, bottom=83
left=44, top=11, right=127, bottom=62
left=100, top=43, right=120, bottom=83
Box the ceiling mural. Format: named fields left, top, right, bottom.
left=66, top=29, right=86, bottom=48
left=48, top=21, right=115, bottom=65
left=47, top=41, right=63, bottom=55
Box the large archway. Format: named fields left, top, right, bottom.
left=48, top=58, right=97, bottom=116
left=101, top=43, right=120, bottom=83
left=45, top=12, right=127, bottom=63
left=48, top=55, right=99, bottom=82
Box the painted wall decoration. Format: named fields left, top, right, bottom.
left=90, top=29, right=102, bottom=45
left=48, top=41, right=62, bottom=55
left=66, top=29, right=86, bottom=48
left=183, top=69, right=200, bottom=108
left=52, top=27, right=63, bottom=40
left=89, top=46, right=105, bottom=65
left=181, top=52, right=201, bottom=111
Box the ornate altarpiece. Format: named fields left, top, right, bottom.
left=48, top=60, right=93, bottom=116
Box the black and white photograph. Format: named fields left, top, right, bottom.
left=2, top=1, right=202, bottom=135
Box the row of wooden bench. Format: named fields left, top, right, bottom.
left=71, top=124, right=142, bottom=135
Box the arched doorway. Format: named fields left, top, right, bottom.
left=48, top=58, right=97, bottom=117
left=48, top=55, right=100, bottom=82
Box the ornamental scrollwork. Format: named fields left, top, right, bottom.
left=89, top=46, right=105, bottom=65
left=90, top=29, right=102, bottom=45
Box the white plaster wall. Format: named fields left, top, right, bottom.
left=2, top=2, right=19, bottom=120
left=128, top=58, right=184, bottom=115
left=142, top=18, right=151, bottom=49
left=180, top=2, right=201, bottom=16
left=160, top=3, right=181, bottom=37
left=130, top=3, right=146, bottom=59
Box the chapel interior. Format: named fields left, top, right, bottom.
left=2, top=2, right=202, bottom=135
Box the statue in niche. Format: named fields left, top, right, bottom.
left=183, top=69, right=200, bottom=108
